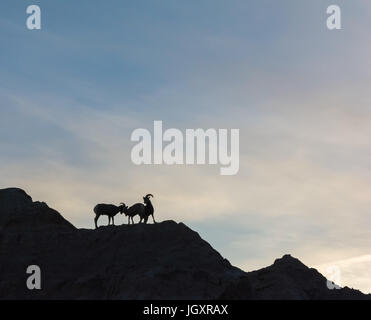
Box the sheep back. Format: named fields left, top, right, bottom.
left=94, top=204, right=119, bottom=216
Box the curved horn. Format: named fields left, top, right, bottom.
left=144, top=194, right=153, bottom=199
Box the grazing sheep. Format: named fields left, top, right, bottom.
left=93, top=203, right=125, bottom=228
left=123, top=202, right=145, bottom=225
left=123, top=194, right=156, bottom=224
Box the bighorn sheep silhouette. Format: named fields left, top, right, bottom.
left=123, top=194, right=156, bottom=224
left=142, top=194, right=155, bottom=224
left=93, top=203, right=125, bottom=228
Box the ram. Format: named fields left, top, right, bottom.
left=123, top=194, right=156, bottom=224
left=141, top=194, right=155, bottom=224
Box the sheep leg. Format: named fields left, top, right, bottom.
left=112, top=216, right=115, bottom=225
left=94, top=215, right=99, bottom=229
left=108, top=216, right=111, bottom=226
left=127, top=216, right=130, bottom=225
left=151, top=214, right=156, bottom=224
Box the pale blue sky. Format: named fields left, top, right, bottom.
left=1, top=1, right=371, bottom=292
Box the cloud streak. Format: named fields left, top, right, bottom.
left=1, top=0, right=371, bottom=292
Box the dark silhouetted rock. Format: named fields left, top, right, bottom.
left=0, top=188, right=75, bottom=233
left=219, top=254, right=370, bottom=300
left=0, top=188, right=243, bottom=299
left=0, top=188, right=370, bottom=300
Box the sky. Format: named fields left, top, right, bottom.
left=1, top=1, right=371, bottom=293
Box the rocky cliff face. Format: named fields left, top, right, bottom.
left=0, top=188, right=369, bottom=300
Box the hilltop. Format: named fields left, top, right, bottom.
left=0, top=188, right=369, bottom=300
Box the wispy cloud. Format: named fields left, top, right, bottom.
left=1, top=0, right=371, bottom=292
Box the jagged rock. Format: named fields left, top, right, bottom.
left=0, top=188, right=370, bottom=300
left=0, top=188, right=75, bottom=233
left=0, top=188, right=244, bottom=299
left=219, top=255, right=370, bottom=299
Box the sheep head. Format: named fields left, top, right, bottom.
left=119, top=203, right=128, bottom=214
left=143, top=194, right=153, bottom=204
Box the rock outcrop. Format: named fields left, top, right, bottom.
left=0, top=188, right=369, bottom=300
left=220, top=255, right=369, bottom=299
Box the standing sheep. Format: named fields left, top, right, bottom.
left=141, top=194, right=156, bottom=224
left=93, top=203, right=126, bottom=228
left=122, top=194, right=156, bottom=224
left=123, top=202, right=145, bottom=225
